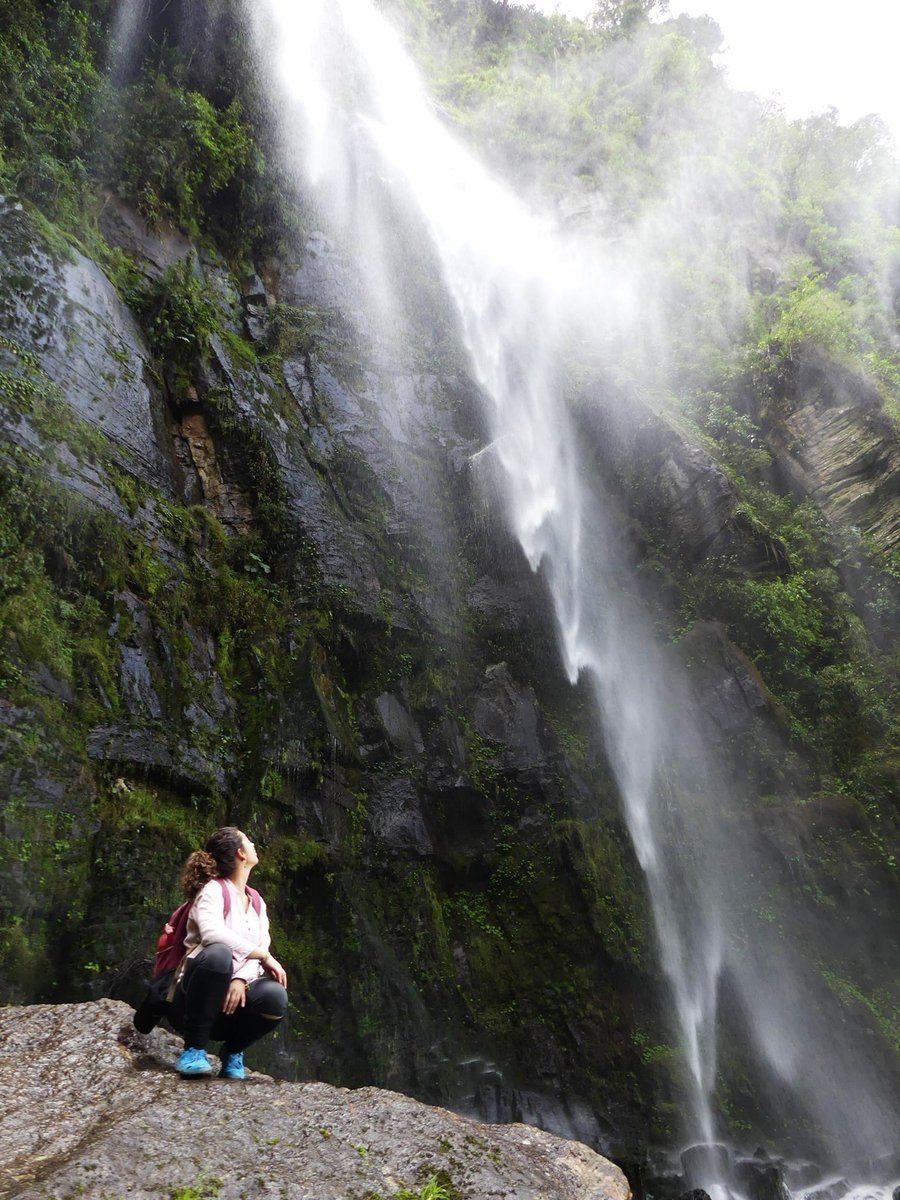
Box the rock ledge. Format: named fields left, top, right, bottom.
left=0, top=1001, right=631, bottom=1200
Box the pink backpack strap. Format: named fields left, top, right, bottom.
left=217, top=876, right=232, bottom=918
left=216, top=878, right=261, bottom=917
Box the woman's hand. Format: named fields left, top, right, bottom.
left=263, top=955, right=288, bottom=987
left=222, top=979, right=247, bottom=1015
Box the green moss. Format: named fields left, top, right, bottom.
left=169, top=1176, right=222, bottom=1200
left=556, top=818, right=649, bottom=968
left=0, top=335, right=107, bottom=462
left=263, top=303, right=322, bottom=360
left=94, top=781, right=213, bottom=842
left=309, top=639, right=360, bottom=757
left=0, top=916, right=50, bottom=999
left=820, top=967, right=900, bottom=1053
left=0, top=453, right=122, bottom=713
left=220, top=326, right=258, bottom=367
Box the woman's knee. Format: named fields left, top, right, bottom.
left=255, top=980, right=288, bottom=1019
left=196, top=943, right=232, bottom=974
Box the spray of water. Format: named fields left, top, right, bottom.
left=246, top=0, right=899, bottom=1181
left=107, top=0, right=146, bottom=82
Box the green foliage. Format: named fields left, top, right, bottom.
left=673, top=462, right=899, bottom=781
left=220, top=327, right=258, bottom=367
left=445, top=890, right=504, bottom=940
left=760, top=272, right=870, bottom=364
left=589, top=0, right=669, bottom=37
left=0, top=0, right=299, bottom=260
left=365, top=1167, right=459, bottom=1200
left=393, top=1176, right=455, bottom=1200
left=129, top=258, right=218, bottom=364
left=685, top=393, right=772, bottom=477
left=707, top=574, right=826, bottom=687
left=98, top=72, right=259, bottom=239
left=0, top=0, right=102, bottom=227
left=558, top=817, right=649, bottom=967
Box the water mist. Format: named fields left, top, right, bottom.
left=247, top=0, right=899, bottom=1189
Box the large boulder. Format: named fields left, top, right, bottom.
left=0, top=1000, right=632, bottom=1200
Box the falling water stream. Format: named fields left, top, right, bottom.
left=238, top=0, right=898, bottom=1192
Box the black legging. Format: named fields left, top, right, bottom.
left=170, top=942, right=288, bottom=1053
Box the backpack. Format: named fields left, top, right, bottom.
left=153, top=877, right=262, bottom=977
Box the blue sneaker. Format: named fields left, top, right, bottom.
left=219, top=1050, right=245, bottom=1080
left=176, top=1047, right=214, bottom=1078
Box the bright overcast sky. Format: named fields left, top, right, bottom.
left=524, top=0, right=900, bottom=147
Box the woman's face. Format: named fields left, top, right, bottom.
left=238, top=831, right=259, bottom=868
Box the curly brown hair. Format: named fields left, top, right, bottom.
left=180, top=826, right=245, bottom=898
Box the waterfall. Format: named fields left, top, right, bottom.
left=248, top=0, right=899, bottom=1184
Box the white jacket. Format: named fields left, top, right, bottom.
left=181, top=878, right=271, bottom=983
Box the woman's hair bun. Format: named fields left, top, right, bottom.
left=180, top=848, right=218, bottom=898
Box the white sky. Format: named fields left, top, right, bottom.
left=524, top=0, right=900, bottom=148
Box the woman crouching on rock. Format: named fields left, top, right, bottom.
left=169, top=826, right=288, bottom=1079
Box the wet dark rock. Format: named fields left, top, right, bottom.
left=243, top=301, right=269, bottom=341
left=679, top=621, right=774, bottom=733
left=30, top=663, right=74, bottom=704
left=375, top=691, right=424, bottom=759
left=426, top=785, right=493, bottom=866
left=284, top=229, right=364, bottom=314
left=85, top=722, right=227, bottom=793
left=366, top=776, right=433, bottom=856
left=653, top=440, right=738, bottom=561
left=854, top=1149, right=900, bottom=1184
left=677, top=1190, right=712, bottom=1200
left=424, top=715, right=468, bottom=791
left=0, top=200, right=176, bottom=497
left=0, top=1000, right=631, bottom=1200
left=470, top=1078, right=616, bottom=1156
left=281, top=450, right=384, bottom=609
left=473, top=663, right=544, bottom=773
left=117, top=645, right=163, bottom=719
left=241, top=271, right=269, bottom=305
left=282, top=357, right=315, bottom=411
left=467, top=574, right=537, bottom=634
left=735, top=1155, right=789, bottom=1200
left=578, top=395, right=784, bottom=575
left=0, top=699, right=27, bottom=729
left=97, top=190, right=192, bottom=279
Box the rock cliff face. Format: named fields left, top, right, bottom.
left=0, top=193, right=664, bottom=1151
left=767, top=354, right=900, bottom=554
left=0, top=1000, right=632, bottom=1200
left=1, top=169, right=898, bottom=1165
